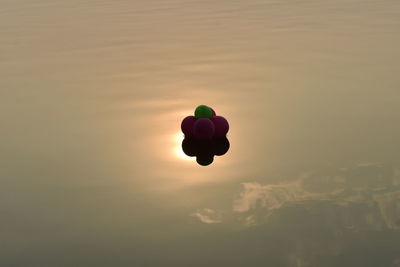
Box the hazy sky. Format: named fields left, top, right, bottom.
left=1, top=0, right=400, bottom=266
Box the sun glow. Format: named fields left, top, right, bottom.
left=173, top=132, right=193, bottom=161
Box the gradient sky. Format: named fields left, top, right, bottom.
left=1, top=0, right=400, bottom=266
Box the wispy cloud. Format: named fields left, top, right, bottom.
left=232, top=163, right=400, bottom=229
left=233, top=182, right=304, bottom=213
left=191, top=208, right=222, bottom=224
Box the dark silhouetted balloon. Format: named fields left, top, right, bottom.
left=212, top=116, right=229, bottom=137
left=181, top=137, right=197, bottom=156
left=181, top=136, right=230, bottom=166
left=213, top=137, right=230, bottom=156
left=197, top=140, right=214, bottom=155
left=194, top=105, right=212, bottom=119
left=181, top=116, right=196, bottom=136
left=193, top=118, right=215, bottom=140
left=196, top=154, right=214, bottom=166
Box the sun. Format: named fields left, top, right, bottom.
left=172, top=132, right=193, bottom=161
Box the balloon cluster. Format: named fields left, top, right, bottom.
left=182, top=137, right=230, bottom=166
left=181, top=105, right=230, bottom=166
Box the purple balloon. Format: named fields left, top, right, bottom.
left=181, top=116, right=196, bottom=136
left=210, top=107, right=216, bottom=117
left=211, top=116, right=229, bottom=137
left=193, top=118, right=215, bottom=140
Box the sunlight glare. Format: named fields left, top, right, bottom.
left=173, top=132, right=193, bottom=161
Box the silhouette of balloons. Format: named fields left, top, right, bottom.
left=181, top=137, right=230, bottom=166
left=180, top=105, right=230, bottom=165
left=212, top=116, right=229, bottom=137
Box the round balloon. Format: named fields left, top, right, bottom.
left=209, top=107, right=216, bottom=117
left=211, top=116, right=229, bottom=137
left=193, top=118, right=215, bottom=140
left=181, top=116, right=196, bottom=136
left=213, top=137, right=230, bottom=156
left=181, top=137, right=197, bottom=157
left=194, top=105, right=212, bottom=119
left=196, top=139, right=214, bottom=155
left=196, top=154, right=214, bottom=166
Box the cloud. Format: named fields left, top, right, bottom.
left=191, top=208, right=222, bottom=224
left=233, top=182, right=304, bottom=213
left=232, top=163, right=400, bottom=230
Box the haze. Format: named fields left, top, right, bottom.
left=1, top=0, right=400, bottom=266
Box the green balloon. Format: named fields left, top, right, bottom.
left=194, top=105, right=212, bottom=119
